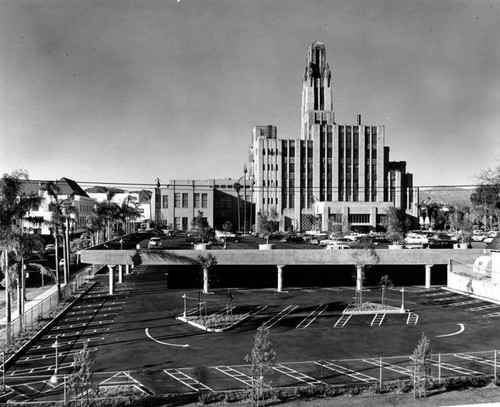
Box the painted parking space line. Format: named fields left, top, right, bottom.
left=422, top=292, right=449, bottom=297
left=53, top=319, right=115, bottom=330
left=262, top=305, right=298, bottom=330
left=315, top=360, right=377, bottom=383
left=100, top=371, right=153, bottom=394
left=21, top=348, right=98, bottom=362
left=363, top=358, right=437, bottom=380
left=62, top=313, right=118, bottom=322
left=434, top=296, right=463, bottom=302
left=364, top=358, right=411, bottom=377
left=466, top=304, right=500, bottom=312
left=164, top=369, right=213, bottom=392
left=449, top=300, right=483, bottom=306
left=214, top=366, right=266, bottom=388
left=483, top=311, right=500, bottom=318
left=8, top=361, right=75, bottom=376
left=454, top=353, right=496, bottom=368
left=32, top=337, right=104, bottom=351
left=296, top=304, right=328, bottom=329
left=67, top=306, right=122, bottom=315
left=429, top=360, right=483, bottom=376
left=44, top=328, right=110, bottom=339
left=272, top=364, right=322, bottom=386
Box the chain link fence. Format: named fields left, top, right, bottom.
left=0, top=266, right=98, bottom=348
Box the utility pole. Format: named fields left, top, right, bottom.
left=243, top=165, right=247, bottom=234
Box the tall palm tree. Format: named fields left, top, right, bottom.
left=119, top=196, right=142, bottom=234
left=40, top=181, right=64, bottom=295
left=60, top=195, right=79, bottom=283
left=0, top=170, right=42, bottom=334
left=9, top=233, right=44, bottom=330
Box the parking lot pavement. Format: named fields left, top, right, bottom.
left=4, top=267, right=500, bottom=401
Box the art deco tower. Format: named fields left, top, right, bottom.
left=301, top=41, right=335, bottom=141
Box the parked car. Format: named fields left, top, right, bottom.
left=215, top=230, right=241, bottom=243
left=147, top=237, right=163, bottom=249
left=428, top=240, right=454, bottom=249
left=405, top=233, right=429, bottom=244
left=280, top=235, right=304, bottom=243
left=471, top=234, right=487, bottom=242
left=325, top=243, right=351, bottom=250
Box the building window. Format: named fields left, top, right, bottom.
left=201, top=193, right=208, bottom=208
left=194, top=193, right=200, bottom=208
left=162, top=195, right=168, bottom=209
left=174, top=217, right=181, bottom=230
left=182, top=217, right=188, bottom=230
left=182, top=193, right=188, bottom=208
left=349, top=214, right=370, bottom=223
left=174, top=193, right=181, bottom=208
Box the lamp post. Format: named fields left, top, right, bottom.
left=182, top=293, right=187, bottom=318
left=400, top=287, right=406, bottom=313
left=1, top=351, right=5, bottom=391
left=243, top=165, right=247, bottom=234
left=50, top=335, right=59, bottom=384
left=120, top=238, right=123, bottom=250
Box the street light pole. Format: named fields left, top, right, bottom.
left=400, top=287, right=406, bottom=313
left=243, top=165, right=247, bottom=234
left=1, top=351, right=5, bottom=391
left=182, top=293, right=187, bottom=318
left=120, top=238, right=123, bottom=250
left=50, top=335, right=59, bottom=384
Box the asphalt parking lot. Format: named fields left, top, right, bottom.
left=3, top=263, right=500, bottom=402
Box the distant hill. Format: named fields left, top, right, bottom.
left=418, top=186, right=474, bottom=206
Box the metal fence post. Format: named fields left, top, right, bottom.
left=494, top=350, right=497, bottom=382
left=438, top=353, right=441, bottom=383
left=379, top=356, right=383, bottom=389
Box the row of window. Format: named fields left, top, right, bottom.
left=263, top=164, right=279, bottom=171
left=163, top=193, right=209, bottom=209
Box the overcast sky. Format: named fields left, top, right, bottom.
left=1, top=0, right=499, bottom=188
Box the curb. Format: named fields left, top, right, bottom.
left=3, top=280, right=97, bottom=372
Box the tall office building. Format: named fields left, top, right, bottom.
left=250, top=42, right=417, bottom=232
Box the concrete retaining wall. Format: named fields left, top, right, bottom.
left=81, top=248, right=484, bottom=266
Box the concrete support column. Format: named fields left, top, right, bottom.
left=425, top=264, right=433, bottom=289
left=203, top=268, right=209, bottom=294
left=118, top=265, right=123, bottom=284
left=356, top=266, right=363, bottom=291
left=125, top=264, right=130, bottom=275
left=356, top=265, right=363, bottom=304
left=108, top=265, right=115, bottom=295
left=277, top=265, right=285, bottom=292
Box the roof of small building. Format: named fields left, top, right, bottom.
left=485, top=235, right=500, bottom=251
left=57, top=178, right=89, bottom=198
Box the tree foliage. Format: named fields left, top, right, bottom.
left=0, top=170, right=42, bottom=327
left=190, top=211, right=213, bottom=243
left=245, top=326, right=276, bottom=405
left=411, top=333, right=432, bottom=399
left=256, top=208, right=279, bottom=244
left=382, top=206, right=411, bottom=244
left=68, top=342, right=98, bottom=405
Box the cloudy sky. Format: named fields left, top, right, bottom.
left=1, top=0, right=499, bottom=188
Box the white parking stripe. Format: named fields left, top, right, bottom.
left=164, top=369, right=213, bottom=392
left=315, top=360, right=377, bottom=383
left=273, top=364, right=322, bottom=385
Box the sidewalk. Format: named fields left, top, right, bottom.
left=0, top=265, right=95, bottom=325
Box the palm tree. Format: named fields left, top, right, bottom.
left=233, top=182, right=242, bottom=232
left=8, top=233, right=45, bottom=331
left=40, top=181, right=64, bottom=294
left=119, top=196, right=142, bottom=234
left=60, top=195, right=79, bottom=284
left=0, top=170, right=42, bottom=335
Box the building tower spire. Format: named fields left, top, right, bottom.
left=301, top=41, right=334, bottom=140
